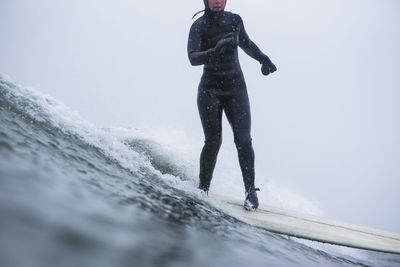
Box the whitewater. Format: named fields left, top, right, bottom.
left=0, top=74, right=399, bottom=267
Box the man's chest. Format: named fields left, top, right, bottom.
left=202, top=19, right=239, bottom=48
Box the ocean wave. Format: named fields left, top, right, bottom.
left=0, top=74, right=393, bottom=267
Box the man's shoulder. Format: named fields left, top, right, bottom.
left=190, top=15, right=207, bottom=34
left=225, top=12, right=243, bottom=24
left=224, top=11, right=240, bottom=18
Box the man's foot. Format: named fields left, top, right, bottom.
left=199, top=189, right=209, bottom=196
left=244, top=187, right=260, bottom=211
left=198, top=185, right=209, bottom=196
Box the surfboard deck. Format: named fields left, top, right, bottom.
left=210, top=193, right=400, bottom=254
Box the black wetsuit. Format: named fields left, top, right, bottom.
left=188, top=9, right=274, bottom=193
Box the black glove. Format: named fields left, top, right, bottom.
left=214, top=32, right=238, bottom=54
left=261, top=58, right=277, bottom=76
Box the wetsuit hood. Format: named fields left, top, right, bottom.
left=203, top=0, right=208, bottom=9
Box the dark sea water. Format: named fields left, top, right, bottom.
left=1, top=74, right=399, bottom=267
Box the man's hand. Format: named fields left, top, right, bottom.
left=261, top=60, right=277, bottom=76
left=214, top=32, right=238, bottom=54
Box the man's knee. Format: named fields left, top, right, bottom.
left=234, top=136, right=252, bottom=150
left=204, top=135, right=222, bottom=149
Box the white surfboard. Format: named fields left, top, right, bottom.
left=210, top=194, right=400, bottom=254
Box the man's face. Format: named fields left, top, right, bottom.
left=207, top=0, right=226, bottom=11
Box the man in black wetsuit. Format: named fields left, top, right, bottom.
left=187, top=0, right=277, bottom=210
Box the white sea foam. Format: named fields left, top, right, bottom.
left=106, top=124, right=324, bottom=215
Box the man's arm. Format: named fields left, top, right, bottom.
left=187, top=21, right=215, bottom=66
left=237, top=15, right=277, bottom=75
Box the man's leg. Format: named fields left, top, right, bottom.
left=223, top=90, right=255, bottom=193
left=197, top=89, right=223, bottom=192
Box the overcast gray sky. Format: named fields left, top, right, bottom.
left=1, top=0, right=399, bottom=233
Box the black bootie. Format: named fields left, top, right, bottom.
left=244, top=187, right=260, bottom=211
